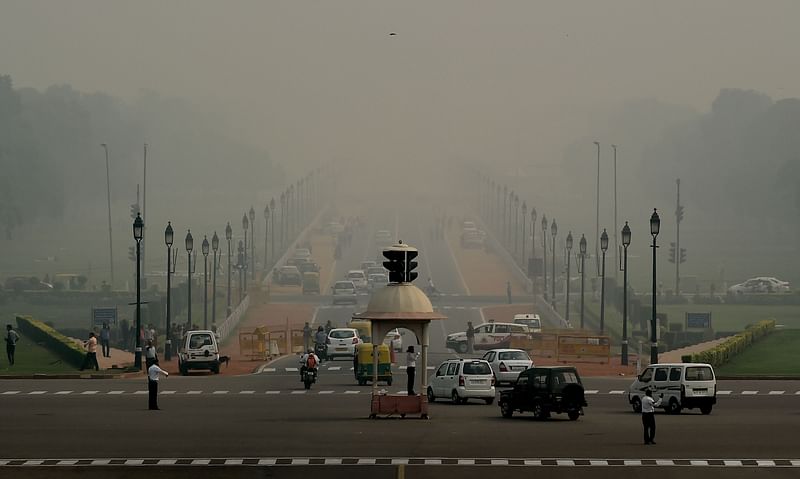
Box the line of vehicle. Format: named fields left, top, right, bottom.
left=1, top=389, right=797, bottom=396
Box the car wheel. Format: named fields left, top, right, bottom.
left=532, top=401, right=546, bottom=420
left=700, top=405, right=713, bottom=415
left=427, top=387, right=436, bottom=403
left=567, top=410, right=580, bottom=421
left=631, top=397, right=642, bottom=413
left=456, top=342, right=468, bottom=354
left=500, top=401, right=513, bottom=418
left=667, top=398, right=682, bottom=415
left=451, top=390, right=461, bottom=405
left=484, top=397, right=494, bottom=405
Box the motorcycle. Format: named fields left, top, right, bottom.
left=314, top=342, right=327, bottom=362
left=302, top=367, right=317, bottom=390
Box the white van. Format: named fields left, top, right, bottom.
left=628, top=362, right=717, bottom=415
left=178, top=330, right=221, bottom=375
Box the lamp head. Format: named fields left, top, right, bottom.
left=133, top=213, right=144, bottom=241
left=579, top=234, right=587, bottom=254
left=650, top=208, right=660, bottom=237
left=521, top=201, right=527, bottom=215
left=202, top=236, right=209, bottom=256
left=264, top=205, right=270, bottom=219
left=551, top=219, right=557, bottom=238
left=566, top=231, right=573, bottom=251
left=601, top=229, right=609, bottom=252
left=270, top=197, right=275, bottom=209
left=622, top=221, right=631, bottom=247
left=541, top=215, right=547, bottom=231
left=185, top=230, right=194, bottom=253
left=249, top=206, right=255, bottom=222
left=164, top=222, right=174, bottom=247
left=531, top=207, right=536, bottom=222
left=211, top=232, right=219, bottom=252
left=225, top=222, right=232, bottom=241
left=242, top=214, right=249, bottom=231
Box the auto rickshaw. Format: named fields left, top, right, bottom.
left=302, top=272, right=320, bottom=294
left=348, top=320, right=372, bottom=343
left=354, top=342, right=392, bottom=386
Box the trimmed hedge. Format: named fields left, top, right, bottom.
left=685, top=319, right=776, bottom=367
left=15, top=315, right=86, bottom=368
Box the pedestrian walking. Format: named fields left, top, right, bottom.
left=406, top=346, right=420, bottom=396
left=641, top=388, right=663, bottom=445
left=5, top=324, right=20, bottom=366
left=145, top=340, right=158, bottom=369
left=302, top=322, right=312, bottom=351
left=80, top=332, right=100, bottom=371
left=325, top=320, right=333, bottom=334
left=147, top=359, right=169, bottom=410
left=507, top=281, right=512, bottom=304
left=100, top=323, right=111, bottom=358
left=466, top=321, right=475, bottom=354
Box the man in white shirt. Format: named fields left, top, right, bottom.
left=641, top=389, right=663, bottom=444
left=147, top=360, right=169, bottom=410
left=406, top=346, right=420, bottom=396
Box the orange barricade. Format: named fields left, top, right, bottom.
left=556, top=335, right=611, bottom=363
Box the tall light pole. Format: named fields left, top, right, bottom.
left=101, top=143, right=114, bottom=288
left=133, top=213, right=144, bottom=369
left=550, top=218, right=557, bottom=309
left=263, top=205, right=270, bottom=272
left=249, top=206, right=256, bottom=280
left=541, top=215, right=548, bottom=301
left=270, top=198, right=276, bottom=266
left=650, top=209, right=661, bottom=365
left=521, top=202, right=527, bottom=268
left=502, top=185, right=508, bottom=245
left=185, top=231, right=194, bottom=331
left=599, top=229, right=609, bottom=334
left=508, top=190, right=514, bottom=249
left=530, top=208, right=537, bottom=279
left=496, top=184, right=501, bottom=234
left=225, top=223, right=232, bottom=316
left=513, top=194, right=520, bottom=259
left=280, top=192, right=286, bottom=250
left=211, top=232, right=219, bottom=328
left=612, top=144, right=619, bottom=279
left=565, top=232, right=573, bottom=325
left=594, top=141, right=601, bottom=276
left=237, top=240, right=245, bottom=302
left=579, top=234, right=587, bottom=329
left=621, top=222, right=631, bottom=365
left=164, top=222, right=174, bottom=361
left=242, top=214, right=249, bottom=293
left=202, top=236, right=209, bottom=330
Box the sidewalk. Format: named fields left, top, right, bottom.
left=658, top=336, right=731, bottom=363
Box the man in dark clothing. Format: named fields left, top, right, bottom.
left=6, top=324, right=20, bottom=366
left=466, top=322, right=475, bottom=354
left=302, top=322, right=312, bottom=351
left=507, top=281, right=512, bottom=304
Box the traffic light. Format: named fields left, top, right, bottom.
left=128, top=246, right=136, bottom=262
left=679, top=248, right=687, bottom=264
left=130, top=202, right=140, bottom=220
left=668, top=242, right=676, bottom=264
left=405, top=250, right=418, bottom=283
left=676, top=205, right=684, bottom=223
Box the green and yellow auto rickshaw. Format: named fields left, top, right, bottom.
left=354, top=342, right=392, bottom=386
left=302, top=272, right=320, bottom=294
left=348, top=320, right=372, bottom=343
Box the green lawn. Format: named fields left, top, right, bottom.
left=0, top=332, right=77, bottom=374
left=717, top=329, right=800, bottom=376
left=658, top=304, right=800, bottom=332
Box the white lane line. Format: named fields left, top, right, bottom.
left=29, top=391, right=47, bottom=395
left=795, top=391, right=800, bottom=395
left=742, top=390, right=758, bottom=395
left=329, top=367, right=341, bottom=371
left=108, top=391, right=124, bottom=395
left=769, top=390, right=785, bottom=395
left=286, top=367, right=298, bottom=372
left=263, top=368, right=276, bottom=373
left=319, top=391, right=334, bottom=395
left=1, top=391, right=20, bottom=395
left=134, top=391, right=148, bottom=395
left=585, top=390, right=599, bottom=395
left=349, top=367, right=355, bottom=371
left=55, top=391, right=72, bottom=395
left=239, top=390, right=255, bottom=395
left=344, top=390, right=360, bottom=394
left=213, top=391, right=229, bottom=395
left=609, top=390, right=625, bottom=395
left=186, top=390, right=202, bottom=395
left=717, top=391, right=732, bottom=395
left=395, top=391, right=408, bottom=395
left=81, top=391, right=99, bottom=395
left=291, top=391, right=307, bottom=395
left=265, top=391, right=280, bottom=395
left=160, top=391, right=176, bottom=395
left=426, top=366, right=435, bottom=370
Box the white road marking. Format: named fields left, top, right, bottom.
left=81, top=391, right=99, bottom=395
left=160, top=391, right=176, bottom=395
left=213, top=391, right=229, bottom=395
left=263, top=368, right=276, bottom=373
left=55, top=391, right=72, bottom=395
left=134, top=391, right=148, bottom=395
left=585, top=390, right=599, bottom=395
left=717, top=391, right=732, bottom=395
left=28, top=391, right=47, bottom=395
left=239, top=390, right=255, bottom=395
left=319, top=391, right=334, bottom=394
left=329, top=366, right=341, bottom=371
left=344, top=390, right=360, bottom=394
left=265, top=391, right=280, bottom=395
left=609, top=390, right=625, bottom=395
left=769, top=390, right=785, bottom=395
left=286, top=367, right=298, bottom=372
left=186, top=390, right=202, bottom=395
left=108, top=391, right=125, bottom=395
left=742, top=390, right=758, bottom=395
left=291, top=391, right=307, bottom=395
left=1, top=391, right=20, bottom=395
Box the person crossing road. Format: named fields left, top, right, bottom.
left=641, top=389, right=663, bottom=445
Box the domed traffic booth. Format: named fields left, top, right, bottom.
left=352, top=243, right=445, bottom=419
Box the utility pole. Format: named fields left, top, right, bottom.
left=675, top=179, right=683, bottom=295
left=612, top=144, right=618, bottom=280
left=142, top=143, right=148, bottom=288
left=593, top=141, right=600, bottom=276
left=101, top=144, right=114, bottom=288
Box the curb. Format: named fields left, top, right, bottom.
left=718, top=375, right=800, bottom=381
left=0, top=370, right=142, bottom=380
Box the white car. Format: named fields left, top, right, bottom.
left=383, top=328, right=403, bottom=352
left=294, top=248, right=312, bottom=260
left=728, top=277, right=790, bottom=294
left=360, top=261, right=377, bottom=273
left=513, top=314, right=542, bottom=333
left=482, top=349, right=533, bottom=385
left=427, top=359, right=496, bottom=405
left=368, top=273, right=389, bottom=291
left=331, top=280, right=358, bottom=305
left=326, top=328, right=362, bottom=360
left=446, top=322, right=530, bottom=353
left=346, top=270, right=368, bottom=291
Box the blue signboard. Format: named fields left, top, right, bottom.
left=686, top=312, right=711, bottom=329
left=92, top=307, right=118, bottom=326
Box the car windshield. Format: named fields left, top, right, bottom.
left=498, top=351, right=530, bottom=361
left=330, top=330, right=355, bottom=339
left=685, top=366, right=714, bottom=381
left=347, top=272, right=364, bottom=279
left=462, top=362, right=491, bottom=375
left=189, top=333, right=213, bottom=349
left=334, top=282, right=353, bottom=289
left=552, top=370, right=580, bottom=387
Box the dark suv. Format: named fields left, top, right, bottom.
left=499, top=366, right=587, bottom=420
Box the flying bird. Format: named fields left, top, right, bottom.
left=389, top=32, right=397, bottom=36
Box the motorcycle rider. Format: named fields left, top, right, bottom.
left=426, top=277, right=438, bottom=296
left=314, top=325, right=327, bottom=360
left=299, top=348, right=320, bottom=382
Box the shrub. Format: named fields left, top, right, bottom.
left=688, top=319, right=776, bottom=367
left=15, top=315, right=85, bottom=368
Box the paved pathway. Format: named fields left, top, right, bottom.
left=659, top=336, right=731, bottom=363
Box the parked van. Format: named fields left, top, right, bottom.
left=178, top=330, right=221, bottom=375
left=628, top=362, right=717, bottom=415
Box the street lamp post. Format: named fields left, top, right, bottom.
left=599, top=229, right=609, bottom=334
left=502, top=185, right=508, bottom=245
left=579, top=234, right=587, bottom=329
left=594, top=141, right=601, bottom=275
left=612, top=144, right=619, bottom=279
left=101, top=143, right=114, bottom=288
left=263, top=205, right=270, bottom=272
left=211, top=232, right=219, bottom=329
left=565, top=232, right=573, bottom=326
left=280, top=192, right=286, bottom=250
left=225, top=223, right=232, bottom=315
left=650, top=209, right=661, bottom=365
left=541, top=215, right=548, bottom=300
left=621, top=222, right=631, bottom=365
left=550, top=219, right=557, bottom=309
left=185, top=231, right=194, bottom=331
left=249, top=206, right=256, bottom=281
left=270, top=198, right=276, bottom=266
left=237, top=240, right=245, bottom=302
left=513, top=195, right=520, bottom=259
left=521, top=202, right=527, bottom=268
left=164, top=222, right=174, bottom=361
left=133, top=213, right=144, bottom=369
left=242, top=214, right=249, bottom=293
left=530, top=208, right=537, bottom=277
left=202, top=236, right=209, bottom=330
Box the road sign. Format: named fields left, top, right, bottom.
left=92, top=307, right=118, bottom=327
left=686, top=312, right=711, bottom=329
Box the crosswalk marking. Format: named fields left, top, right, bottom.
left=291, top=391, right=307, bottom=395
left=265, top=391, right=280, bottom=395
left=329, top=367, right=341, bottom=371
left=263, top=368, right=276, bottom=373
left=160, top=391, right=176, bottom=395
left=286, top=367, right=298, bottom=372
left=585, top=390, right=599, bottom=395
left=742, top=391, right=758, bottom=395
left=186, top=390, right=202, bottom=395
left=29, top=391, right=46, bottom=395
left=81, top=391, right=98, bottom=395
left=344, top=390, right=360, bottom=394
left=212, top=391, right=229, bottom=395
left=1, top=391, right=20, bottom=395
left=717, top=391, right=732, bottom=395
left=769, top=390, right=785, bottom=395
left=133, top=390, right=147, bottom=395
left=319, top=391, right=334, bottom=394
left=609, top=390, right=625, bottom=395
left=55, top=391, right=72, bottom=395
left=108, top=391, right=124, bottom=395
left=239, top=391, right=255, bottom=395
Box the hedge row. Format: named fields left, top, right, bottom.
left=684, top=319, right=776, bottom=367
left=15, top=315, right=86, bottom=368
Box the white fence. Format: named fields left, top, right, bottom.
left=217, top=295, right=249, bottom=342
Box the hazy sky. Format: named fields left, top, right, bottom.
left=2, top=0, right=800, bottom=168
